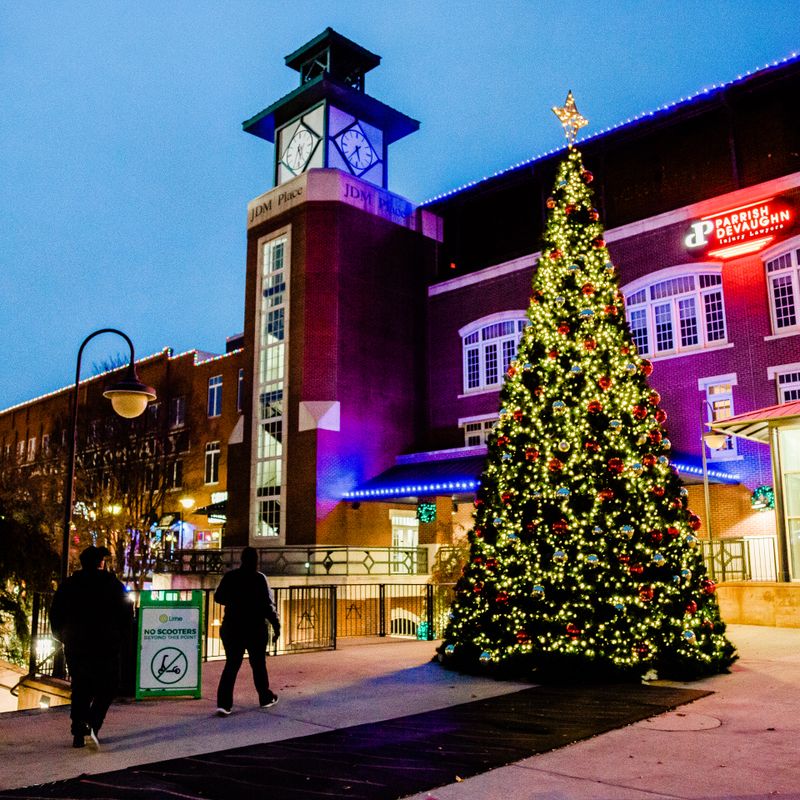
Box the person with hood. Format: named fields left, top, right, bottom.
left=214, top=546, right=281, bottom=715
left=49, top=545, right=132, bottom=748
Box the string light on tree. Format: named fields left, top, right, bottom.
left=439, top=96, right=736, bottom=682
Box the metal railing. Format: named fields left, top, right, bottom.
left=702, top=536, right=778, bottom=582
left=158, top=546, right=430, bottom=577
left=26, top=582, right=454, bottom=683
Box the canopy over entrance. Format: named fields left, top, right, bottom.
left=710, top=400, right=800, bottom=444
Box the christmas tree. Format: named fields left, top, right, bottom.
left=440, top=94, right=736, bottom=681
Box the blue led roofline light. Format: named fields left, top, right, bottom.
left=421, top=51, right=800, bottom=207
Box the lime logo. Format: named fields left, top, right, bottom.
left=159, top=614, right=168, bottom=623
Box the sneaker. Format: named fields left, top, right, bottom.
left=72, top=735, right=85, bottom=748
left=216, top=707, right=232, bottom=716
left=259, top=692, right=278, bottom=709
left=88, top=728, right=100, bottom=748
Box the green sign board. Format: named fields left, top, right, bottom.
left=136, top=590, right=203, bottom=700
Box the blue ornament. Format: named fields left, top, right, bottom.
left=680, top=487, right=689, bottom=497
left=680, top=568, right=692, bottom=581
left=658, top=455, right=669, bottom=465
left=586, top=554, right=600, bottom=565
left=682, top=630, right=697, bottom=645
left=568, top=263, right=580, bottom=272
left=592, top=526, right=603, bottom=535
left=570, top=364, right=582, bottom=374
left=479, top=650, right=492, bottom=663
left=579, top=308, right=595, bottom=318
left=502, top=452, right=512, bottom=461
left=652, top=553, right=666, bottom=567
left=662, top=438, right=672, bottom=450
left=553, top=550, right=567, bottom=564
left=444, top=644, right=455, bottom=656
left=552, top=400, right=567, bottom=415
left=556, top=487, right=571, bottom=497
left=609, top=419, right=623, bottom=431
left=620, top=525, right=634, bottom=539
left=532, top=585, right=545, bottom=598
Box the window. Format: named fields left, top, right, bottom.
left=168, top=459, right=183, bottom=490
left=147, top=402, right=160, bottom=424
left=237, top=368, right=245, bottom=412
left=765, top=246, right=800, bottom=334
left=16, top=440, right=25, bottom=461
left=777, top=371, right=800, bottom=403
left=204, top=441, right=220, bottom=484
left=208, top=376, right=222, bottom=417
left=27, top=437, right=36, bottom=462
left=624, top=269, right=727, bottom=357
left=461, top=315, right=529, bottom=392
left=42, top=434, right=51, bottom=457
left=461, top=416, right=497, bottom=447
left=705, top=382, right=737, bottom=459
left=169, top=396, right=186, bottom=428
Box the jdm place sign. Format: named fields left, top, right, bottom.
left=684, top=197, right=794, bottom=259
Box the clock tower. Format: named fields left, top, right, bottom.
left=243, top=28, right=419, bottom=189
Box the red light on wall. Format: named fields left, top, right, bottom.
left=685, top=197, right=794, bottom=259
left=449, top=262, right=457, bottom=270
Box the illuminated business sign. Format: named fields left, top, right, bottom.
left=685, top=197, right=794, bottom=259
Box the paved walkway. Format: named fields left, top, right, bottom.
left=0, top=626, right=798, bottom=798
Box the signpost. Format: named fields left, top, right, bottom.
left=136, top=590, right=203, bottom=700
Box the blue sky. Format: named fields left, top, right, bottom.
left=1, top=1, right=798, bottom=407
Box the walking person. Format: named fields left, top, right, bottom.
left=49, top=546, right=133, bottom=748
left=215, top=546, right=281, bottom=715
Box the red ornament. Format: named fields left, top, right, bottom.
left=688, top=514, right=702, bottom=531
left=642, top=454, right=657, bottom=468
left=702, top=579, right=717, bottom=595
left=587, top=399, right=603, bottom=414
left=566, top=622, right=581, bottom=639
left=581, top=170, right=594, bottom=183
left=530, top=291, right=543, bottom=304
left=525, top=448, right=539, bottom=461
left=589, top=208, right=599, bottom=220
left=565, top=203, right=576, bottom=215
left=641, top=359, right=654, bottom=376
left=648, top=429, right=663, bottom=444
left=581, top=283, right=595, bottom=295
left=474, top=527, right=484, bottom=538
left=584, top=440, right=600, bottom=452
left=598, top=375, right=612, bottom=391
left=548, top=349, right=559, bottom=360
left=550, top=249, right=563, bottom=261
left=632, top=404, right=648, bottom=420
left=546, top=197, right=556, bottom=209
left=607, top=457, right=625, bottom=474
left=685, top=601, right=698, bottom=615
left=497, top=435, right=510, bottom=447
left=648, top=391, right=662, bottom=406
left=516, top=630, right=530, bottom=643
left=651, top=485, right=665, bottom=497
left=604, top=304, right=618, bottom=316
left=618, top=554, right=630, bottom=564
left=548, top=458, right=563, bottom=472
left=703, top=619, right=716, bottom=631
left=513, top=408, right=523, bottom=421
left=598, top=488, right=615, bottom=501
left=635, top=641, right=650, bottom=656
left=534, top=386, right=544, bottom=397
left=593, top=237, right=606, bottom=249
left=501, top=492, right=513, bottom=504
left=72, top=535, right=80, bottom=545
left=630, top=563, right=644, bottom=576
left=649, top=530, right=663, bottom=545
left=655, top=408, right=668, bottom=424
left=558, top=322, right=571, bottom=336
left=507, top=365, right=517, bottom=378
left=583, top=338, right=597, bottom=351
left=486, top=558, right=497, bottom=569
left=620, top=345, right=630, bottom=355
left=525, top=520, right=539, bottom=533
left=473, top=582, right=483, bottom=593
left=666, top=526, right=680, bottom=538
left=473, top=556, right=483, bottom=564
left=552, top=518, right=569, bottom=534
left=639, top=585, right=655, bottom=602
left=495, top=591, right=509, bottom=604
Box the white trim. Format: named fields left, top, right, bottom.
left=761, top=232, right=800, bottom=262
left=620, top=263, right=722, bottom=298
left=457, top=412, right=500, bottom=426
left=429, top=254, right=538, bottom=296
left=457, top=388, right=501, bottom=399
left=458, top=310, right=528, bottom=338
left=768, top=362, right=800, bottom=380
left=764, top=331, right=800, bottom=342
left=697, top=373, right=739, bottom=390
left=647, top=342, right=735, bottom=364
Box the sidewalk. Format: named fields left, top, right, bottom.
left=0, top=626, right=798, bottom=798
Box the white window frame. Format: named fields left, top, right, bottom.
left=622, top=264, right=727, bottom=359
left=207, top=375, right=222, bottom=418
left=459, top=311, right=529, bottom=394
left=169, top=396, right=186, bottom=429
left=27, top=437, right=36, bottom=462
left=204, top=441, right=221, bottom=484
left=763, top=234, right=800, bottom=337
left=459, top=413, right=498, bottom=447
left=698, top=374, right=739, bottom=461
left=768, top=362, right=800, bottom=403
left=237, top=368, right=245, bottom=412
left=168, top=459, right=183, bottom=491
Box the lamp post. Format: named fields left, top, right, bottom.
left=700, top=400, right=729, bottom=582
left=60, top=329, right=156, bottom=585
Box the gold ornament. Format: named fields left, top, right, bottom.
left=552, top=90, right=589, bottom=147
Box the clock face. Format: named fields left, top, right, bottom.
left=339, top=128, right=376, bottom=171
left=283, top=127, right=315, bottom=172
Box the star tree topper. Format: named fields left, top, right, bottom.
left=552, top=90, right=588, bottom=146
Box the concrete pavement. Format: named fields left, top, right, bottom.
left=0, top=626, right=798, bottom=799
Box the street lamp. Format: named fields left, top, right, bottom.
left=60, top=329, right=156, bottom=584
left=700, top=399, right=729, bottom=546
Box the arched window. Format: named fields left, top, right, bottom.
left=460, top=312, right=529, bottom=393
left=622, top=265, right=727, bottom=358
left=763, top=235, right=800, bottom=336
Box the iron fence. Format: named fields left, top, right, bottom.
left=26, top=582, right=454, bottom=683
left=702, top=536, right=778, bottom=582
left=158, top=547, right=430, bottom=577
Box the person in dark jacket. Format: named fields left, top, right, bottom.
left=49, top=545, right=132, bottom=748
left=215, top=546, right=281, bottom=715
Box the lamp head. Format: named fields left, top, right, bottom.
left=703, top=431, right=729, bottom=450
left=103, top=363, right=156, bottom=418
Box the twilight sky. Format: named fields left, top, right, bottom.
left=1, top=1, right=798, bottom=408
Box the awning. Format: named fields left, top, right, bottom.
left=194, top=500, right=227, bottom=517
left=343, top=448, right=740, bottom=501
left=710, top=400, right=800, bottom=444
